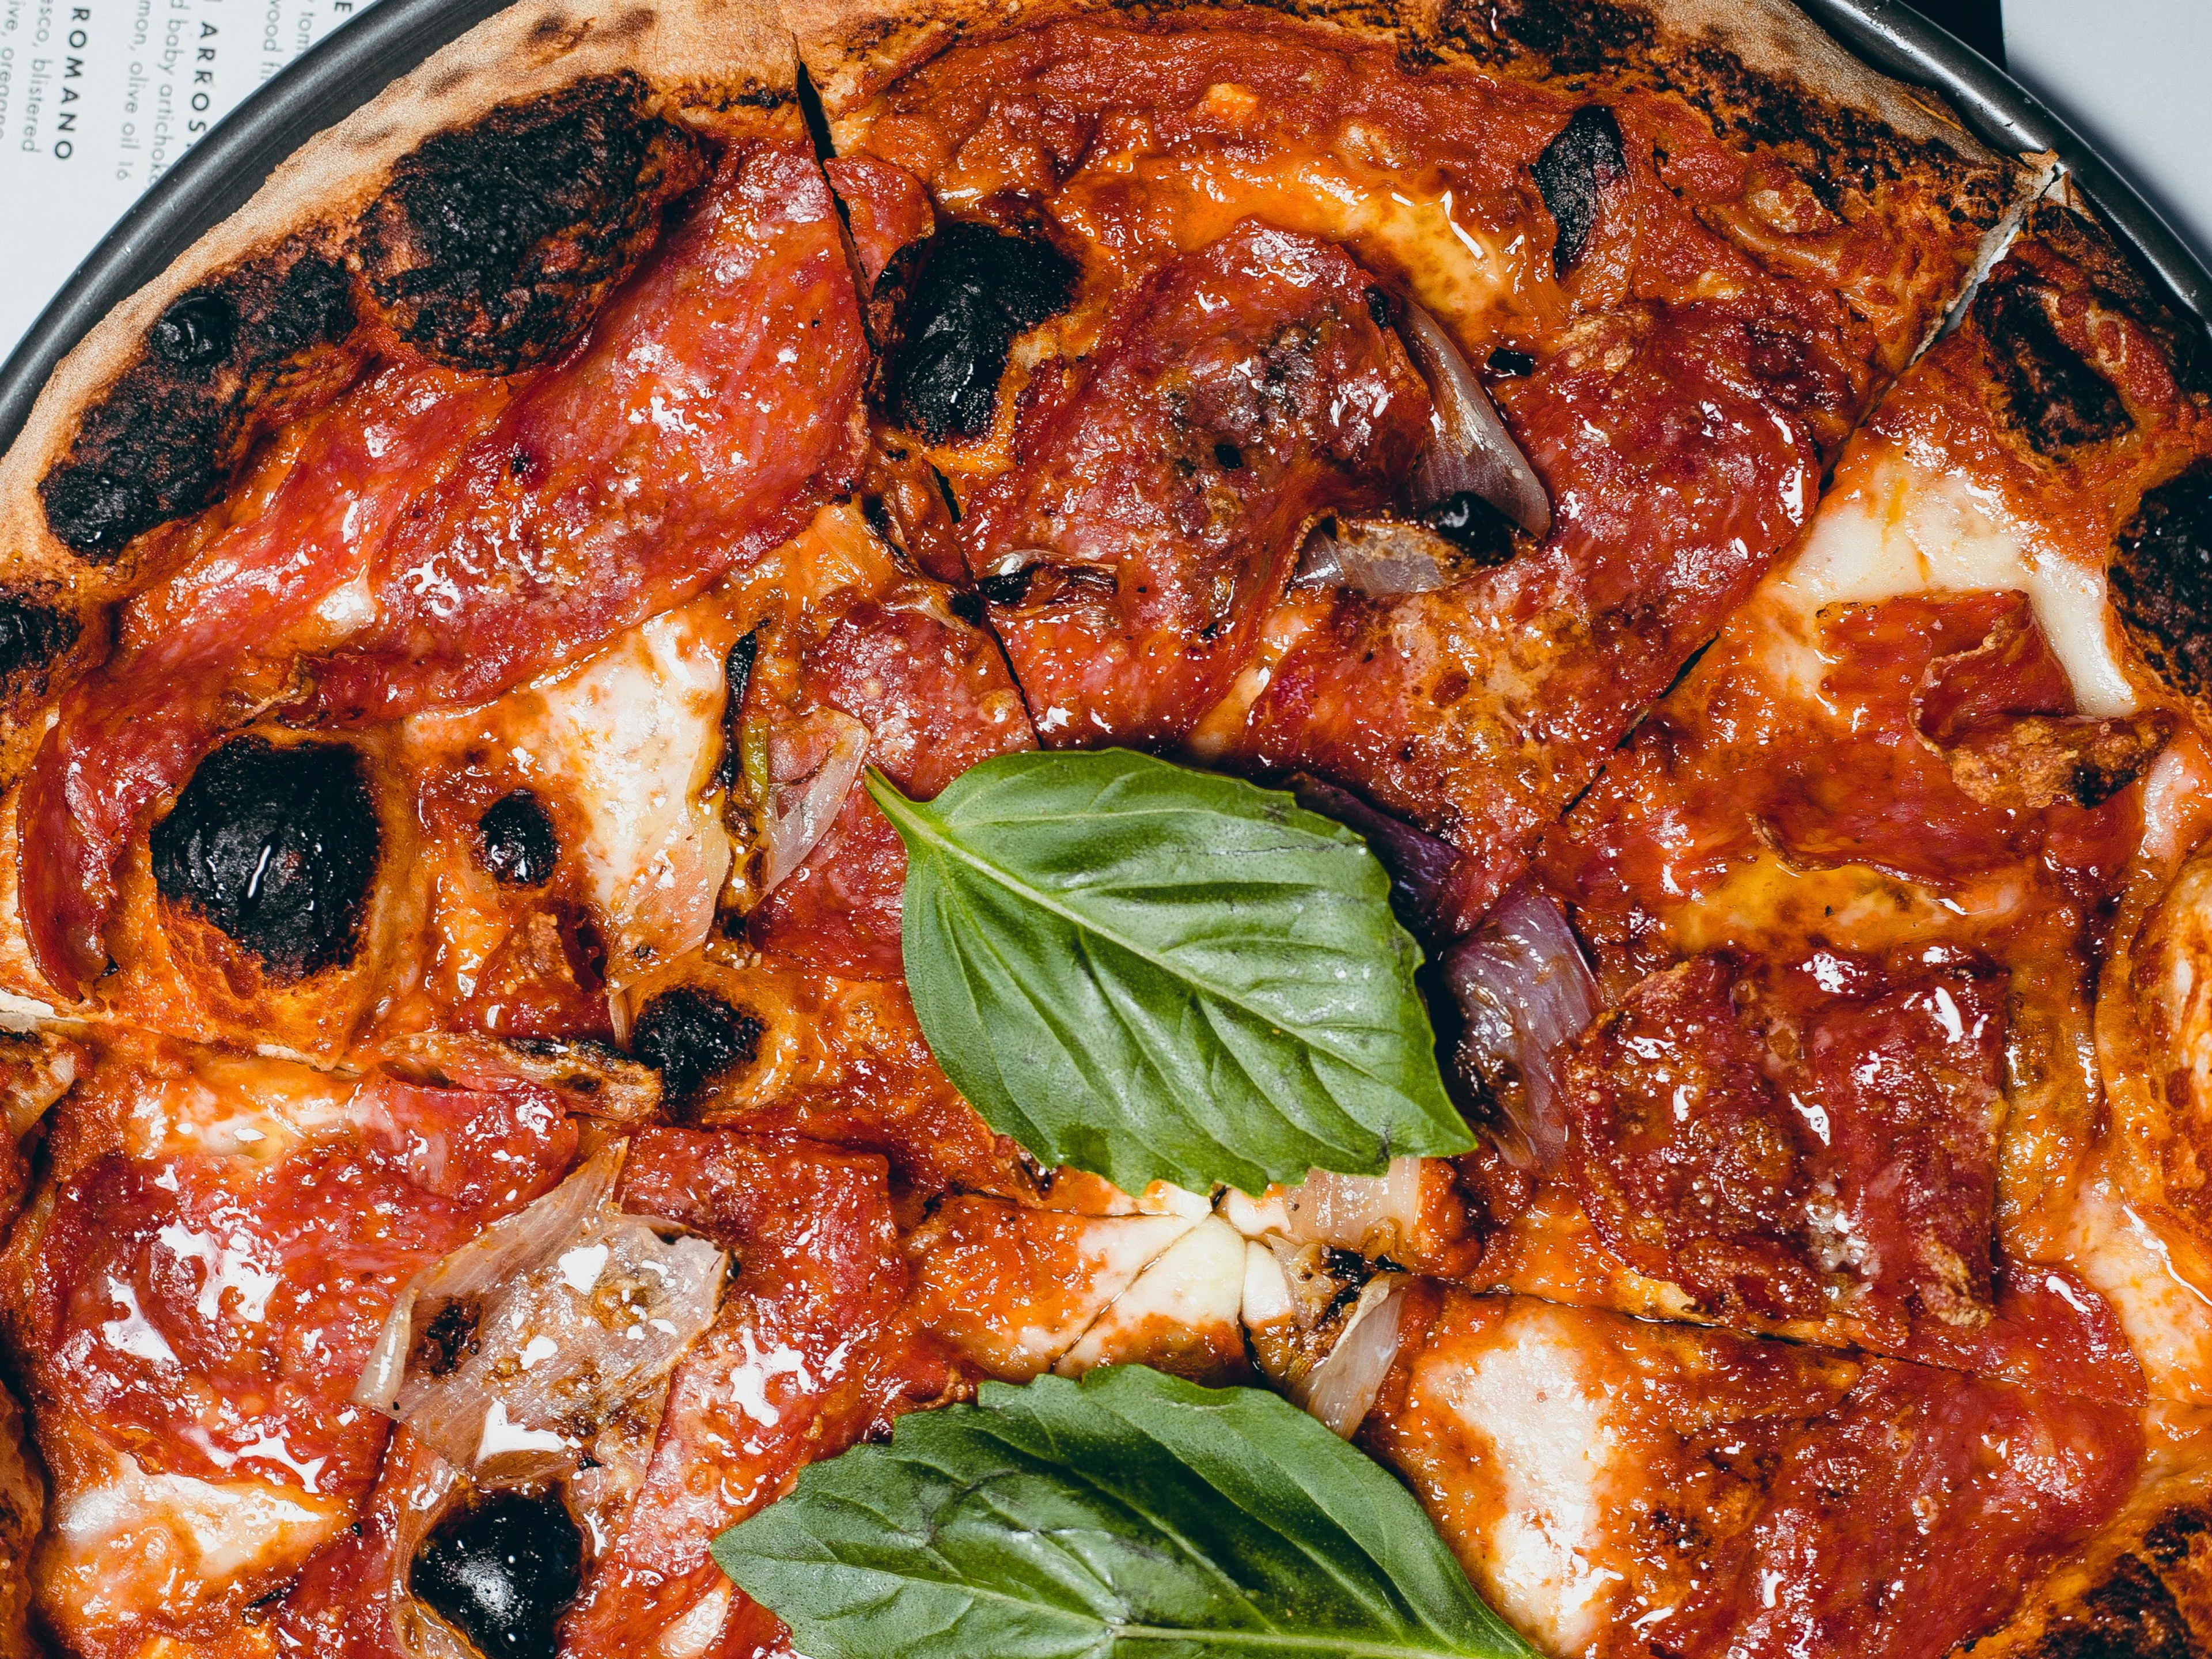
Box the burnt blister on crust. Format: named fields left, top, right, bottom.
left=2113, top=463, right=2212, bottom=703
left=2013, top=1508, right=2212, bottom=1656
left=149, top=735, right=381, bottom=983
left=476, top=791, right=559, bottom=887
left=356, top=72, right=709, bottom=375
left=0, top=593, right=79, bottom=697
left=410, top=1491, right=582, bottom=1659
left=1973, top=278, right=2132, bottom=456
left=1533, top=105, right=1626, bottom=276
left=879, top=219, right=1079, bottom=442
left=39, top=241, right=355, bottom=560
left=630, top=986, right=765, bottom=1111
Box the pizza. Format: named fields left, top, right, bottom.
left=0, top=0, right=2207, bottom=1652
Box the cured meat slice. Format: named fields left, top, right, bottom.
left=1366, top=1290, right=2145, bottom=1659
left=17, top=138, right=868, bottom=1002
left=558, top=1129, right=960, bottom=1659
left=745, top=589, right=1035, bottom=978
left=960, top=222, right=1431, bottom=747
left=0, top=1035, right=576, bottom=1657
left=1223, top=302, right=1821, bottom=932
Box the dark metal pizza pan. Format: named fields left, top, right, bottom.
left=2, top=0, right=2209, bottom=459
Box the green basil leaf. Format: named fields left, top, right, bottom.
left=711, top=1364, right=1533, bottom=1659
left=866, top=749, right=1469, bottom=1195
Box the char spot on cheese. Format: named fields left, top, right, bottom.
left=410, top=1491, right=582, bottom=1659
left=356, top=73, right=709, bottom=374
left=0, top=592, right=79, bottom=691
left=630, top=987, right=764, bottom=1112
left=1972, top=278, right=2131, bottom=455
left=149, top=735, right=380, bottom=982
left=39, top=243, right=356, bottom=560
left=1532, top=105, right=1625, bottom=276
left=2114, top=463, right=2212, bottom=702
left=880, top=219, right=1078, bottom=442
left=476, top=791, right=559, bottom=887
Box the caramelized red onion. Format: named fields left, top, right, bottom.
left=1443, top=880, right=1599, bottom=1168
left=1286, top=774, right=1460, bottom=941
left=1294, top=1275, right=1410, bottom=1438
left=762, top=710, right=869, bottom=893
left=357, top=1146, right=727, bottom=1483
left=1399, top=301, right=1551, bottom=539
left=1291, top=518, right=1459, bottom=598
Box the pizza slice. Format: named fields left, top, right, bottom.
left=791, top=0, right=2035, bottom=933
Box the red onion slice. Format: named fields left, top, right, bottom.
left=763, top=710, right=870, bottom=893
left=1291, top=518, right=1458, bottom=598
left=1400, top=302, right=1551, bottom=539
left=1288, top=773, right=1461, bottom=940
left=357, top=1146, right=728, bottom=1484
left=1293, top=1275, right=1410, bottom=1438
left=1443, top=880, right=1599, bottom=1168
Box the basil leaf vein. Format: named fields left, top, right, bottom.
left=868, top=749, right=1469, bottom=1195
left=711, top=1365, right=1534, bottom=1659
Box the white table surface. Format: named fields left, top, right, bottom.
left=2004, top=1, right=2212, bottom=271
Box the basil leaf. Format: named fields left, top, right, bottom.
left=867, top=750, right=1469, bottom=1195
left=711, top=1364, right=1533, bottom=1659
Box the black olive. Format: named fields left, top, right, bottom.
left=148, top=291, right=236, bottom=370
left=149, top=736, right=380, bottom=982
left=1423, top=492, right=1518, bottom=567
left=882, top=220, right=1078, bottom=442
left=410, top=1492, right=582, bottom=1659
left=2114, top=461, right=2212, bottom=700
left=1486, top=348, right=1537, bottom=378
left=631, top=987, right=764, bottom=1111
left=476, top=792, right=559, bottom=887
left=1533, top=105, right=1626, bottom=276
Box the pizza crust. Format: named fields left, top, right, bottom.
left=0, top=0, right=798, bottom=620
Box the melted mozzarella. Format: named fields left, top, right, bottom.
left=1769, top=438, right=2135, bottom=717
left=45, top=1447, right=346, bottom=1630
left=484, top=609, right=734, bottom=988
left=1056, top=1215, right=1247, bottom=1376
left=2063, top=1177, right=2212, bottom=1404
left=1419, top=1303, right=1624, bottom=1654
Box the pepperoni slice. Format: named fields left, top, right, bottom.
left=747, top=595, right=1035, bottom=978
left=18, top=140, right=868, bottom=1001
left=1564, top=947, right=2007, bottom=1346
left=5, top=1052, right=574, bottom=1506
left=961, top=221, right=1431, bottom=747
left=1654, top=1359, right=2142, bottom=1659
left=560, top=1130, right=957, bottom=1659
left=1234, top=304, right=1820, bottom=933
left=303, top=141, right=866, bottom=726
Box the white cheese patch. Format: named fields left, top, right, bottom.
left=1425, top=1304, right=1624, bottom=1655
left=504, top=609, right=735, bottom=987
left=47, top=1448, right=344, bottom=1625
left=1055, top=1215, right=1247, bottom=1376
left=1770, top=438, right=2135, bottom=717
left=2063, top=1177, right=2212, bottom=1404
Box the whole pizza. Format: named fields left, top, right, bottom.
left=0, top=0, right=2208, bottom=1653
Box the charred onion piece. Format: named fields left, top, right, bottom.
left=1444, top=880, right=1599, bottom=1168
left=1399, top=302, right=1551, bottom=539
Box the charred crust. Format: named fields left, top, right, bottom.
left=630, top=987, right=764, bottom=1111
left=1972, top=277, right=2132, bottom=455
left=0, top=594, right=79, bottom=699
left=355, top=73, right=709, bottom=375
left=475, top=791, right=560, bottom=887
left=1433, top=0, right=2006, bottom=220
left=1533, top=105, right=1626, bottom=276
left=2012, top=199, right=2211, bottom=398
left=39, top=240, right=356, bottom=560
left=878, top=219, right=1079, bottom=442
left=149, top=735, right=381, bottom=983
left=2113, top=463, right=2212, bottom=703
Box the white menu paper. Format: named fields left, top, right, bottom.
left=1, top=0, right=376, bottom=350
